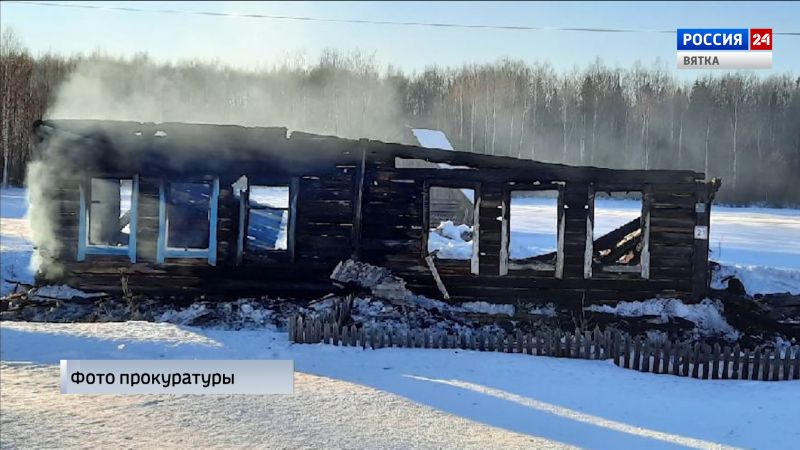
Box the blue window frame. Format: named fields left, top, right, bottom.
left=77, top=175, right=139, bottom=262
left=157, top=178, right=219, bottom=265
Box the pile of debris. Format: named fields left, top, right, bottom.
left=2, top=259, right=799, bottom=350
left=0, top=286, right=304, bottom=330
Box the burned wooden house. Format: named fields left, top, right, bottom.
left=30, top=120, right=719, bottom=304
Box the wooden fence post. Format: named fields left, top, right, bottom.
left=525, top=333, right=533, bottom=355
left=661, top=341, right=672, bottom=374
left=624, top=335, right=632, bottom=369
left=679, top=345, right=689, bottom=377
left=634, top=337, right=643, bottom=371
left=721, top=346, right=731, bottom=380
left=642, top=340, right=651, bottom=373
left=770, top=349, right=780, bottom=381
left=592, top=328, right=601, bottom=360
left=781, top=347, right=791, bottom=381
left=699, top=345, right=709, bottom=379
left=752, top=348, right=762, bottom=381
left=732, top=345, right=740, bottom=379
left=711, top=344, right=721, bottom=380
left=742, top=348, right=751, bottom=380
left=692, top=344, right=701, bottom=379
left=761, top=349, right=771, bottom=381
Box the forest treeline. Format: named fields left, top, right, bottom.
left=2, top=29, right=799, bottom=205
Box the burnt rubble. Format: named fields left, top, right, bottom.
left=3, top=261, right=798, bottom=351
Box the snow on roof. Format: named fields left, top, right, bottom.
left=411, top=128, right=472, bottom=197
left=411, top=129, right=454, bottom=151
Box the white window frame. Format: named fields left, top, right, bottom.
left=157, top=178, right=219, bottom=265
left=423, top=181, right=480, bottom=275
left=236, top=181, right=295, bottom=264
left=502, top=184, right=565, bottom=278
left=585, top=187, right=650, bottom=279
left=77, top=175, right=139, bottom=262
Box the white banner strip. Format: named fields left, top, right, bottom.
left=677, top=51, right=772, bottom=69
left=60, top=360, right=294, bottom=395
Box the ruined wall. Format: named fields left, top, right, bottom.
left=35, top=121, right=713, bottom=303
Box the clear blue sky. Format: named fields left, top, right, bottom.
left=2, top=1, right=799, bottom=77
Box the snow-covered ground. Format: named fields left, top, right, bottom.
left=3, top=187, right=800, bottom=448
left=0, top=188, right=34, bottom=295
left=2, top=321, right=799, bottom=449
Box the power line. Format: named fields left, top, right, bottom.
left=8, top=1, right=799, bottom=36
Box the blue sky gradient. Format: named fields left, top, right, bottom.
left=2, top=1, right=798, bottom=77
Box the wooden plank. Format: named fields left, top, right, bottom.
left=622, top=334, right=631, bottom=369
left=692, top=344, right=701, bottom=379
left=425, top=255, right=451, bottom=300
left=761, top=350, right=771, bottom=381
left=770, top=350, right=780, bottom=381
left=699, top=345, right=710, bottom=379
left=671, top=344, right=680, bottom=376
left=592, top=329, right=602, bottom=360
left=582, top=331, right=591, bottom=360
left=710, top=344, right=720, bottom=380
left=536, top=332, right=543, bottom=356
left=794, top=347, right=800, bottom=380
left=574, top=331, right=581, bottom=357
left=752, top=348, right=762, bottom=381
left=641, top=340, right=651, bottom=372
left=614, top=330, right=622, bottom=366
left=658, top=341, right=669, bottom=374
left=564, top=332, right=573, bottom=358
left=721, top=346, right=731, bottom=380
left=732, top=345, right=741, bottom=380
left=762, top=349, right=772, bottom=381
left=680, top=345, right=691, bottom=377
left=782, top=347, right=792, bottom=381
left=742, top=348, right=751, bottom=380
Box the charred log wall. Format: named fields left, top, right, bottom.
left=358, top=141, right=712, bottom=305
left=38, top=121, right=712, bottom=303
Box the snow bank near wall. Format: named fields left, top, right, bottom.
left=461, top=302, right=515, bottom=316
left=712, top=264, right=800, bottom=295
left=586, top=298, right=740, bottom=340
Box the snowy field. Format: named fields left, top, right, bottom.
left=0, top=188, right=33, bottom=295
left=2, top=187, right=800, bottom=448
left=2, top=321, right=799, bottom=449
